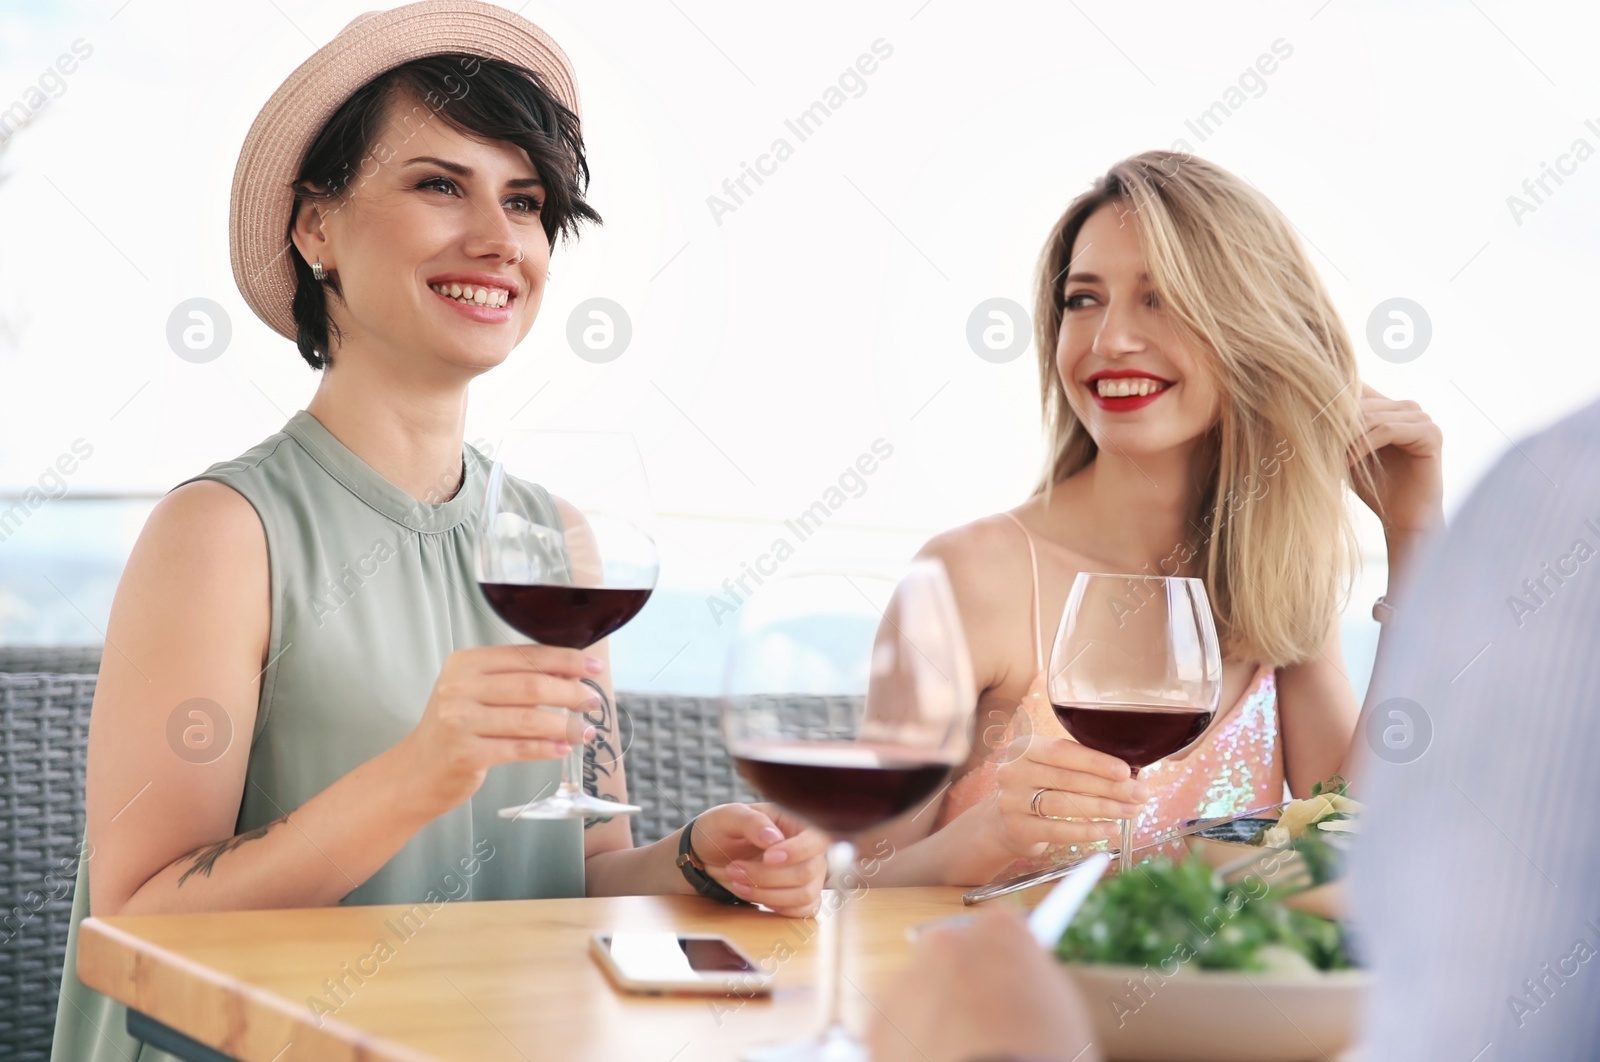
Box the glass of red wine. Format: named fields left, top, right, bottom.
left=1048, top=573, right=1222, bottom=874
left=720, top=562, right=975, bottom=1062
left=475, top=430, right=658, bottom=821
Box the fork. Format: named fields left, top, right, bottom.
left=1214, top=843, right=1313, bottom=894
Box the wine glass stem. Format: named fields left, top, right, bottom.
left=1119, top=768, right=1140, bottom=874
left=540, top=703, right=584, bottom=796
left=560, top=740, right=584, bottom=795
left=821, top=839, right=856, bottom=1038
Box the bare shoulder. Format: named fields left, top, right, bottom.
left=914, top=513, right=1038, bottom=689
left=916, top=513, right=1035, bottom=595
left=129, top=480, right=269, bottom=602
left=110, top=476, right=272, bottom=716
left=133, top=481, right=271, bottom=610
left=149, top=478, right=267, bottom=543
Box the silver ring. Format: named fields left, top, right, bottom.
left=1030, top=787, right=1052, bottom=818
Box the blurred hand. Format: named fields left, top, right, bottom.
left=1348, top=383, right=1444, bottom=535
left=689, top=802, right=829, bottom=918
left=990, top=721, right=1149, bottom=857
left=400, top=644, right=603, bottom=816
left=869, top=907, right=1102, bottom=1062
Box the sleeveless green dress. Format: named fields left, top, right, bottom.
left=51, top=409, right=585, bottom=1061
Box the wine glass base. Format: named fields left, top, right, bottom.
left=741, top=1025, right=866, bottom=1062
left=497, top=793, right=643, bottom=820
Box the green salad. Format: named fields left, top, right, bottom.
left=1054, top=855, right=1353, bottom=974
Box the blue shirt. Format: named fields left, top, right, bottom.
left=1352, top=396, right=1600, bottom=1059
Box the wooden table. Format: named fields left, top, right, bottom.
left=78, top=886, right=1013, bottom=1061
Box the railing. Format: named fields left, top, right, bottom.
left=0, top=497, right=1386, bottom=698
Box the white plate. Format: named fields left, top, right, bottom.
left=1064, top=963, right=1366, bottom=1061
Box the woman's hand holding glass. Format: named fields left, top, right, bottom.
left=988, top=730, right=1149, bottom=857
left=398, top=643, right=605, bottom=817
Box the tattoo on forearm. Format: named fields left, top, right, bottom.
left=579, top=678, right=621, bottom=829
left=174, top=815, right=289, bottom=887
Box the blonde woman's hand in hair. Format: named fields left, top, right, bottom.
left=1348, top=382, right=1445, bottom=535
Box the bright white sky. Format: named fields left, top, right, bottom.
left=2, top=0, right=1598, bottom=578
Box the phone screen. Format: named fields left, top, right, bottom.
left=597, top=932, right=758, bottom=979
left=678, top=937, right=757, bottom=972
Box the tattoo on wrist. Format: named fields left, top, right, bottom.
left=579, top=678, right=621, bottom=829
left=175, top=814, right=288, bottom=887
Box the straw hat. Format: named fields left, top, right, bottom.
left=228, top=0, right=581, bottom=343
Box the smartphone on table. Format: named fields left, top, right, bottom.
left=589, top=931, right=773, bottom=997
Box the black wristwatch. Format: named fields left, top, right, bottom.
left=676, top=817, right=752, bottom=905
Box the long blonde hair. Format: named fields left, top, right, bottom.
left=1031, top=150, right=1374, bottom=668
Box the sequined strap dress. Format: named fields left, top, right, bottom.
left=933, top=512, right=1285, bottom=879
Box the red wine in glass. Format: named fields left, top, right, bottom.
left=720, top=563, right=975, bottom=1062
left=480, top=584, right=652, bottom=650
left=1047, top=573, right=1222, bottom=874
left=1050, top=702, right=1213, bottom=775
left=476, top=433, right=660, bottom=823
left=732, top=742, right=954, bottom=837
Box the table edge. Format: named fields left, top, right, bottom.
left=78, top=915, right=439, bottom=1062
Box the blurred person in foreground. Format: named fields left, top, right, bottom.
left=869, top=396, right=1600, bottom=1060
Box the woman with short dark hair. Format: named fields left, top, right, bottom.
left=53, top=7, right=825, bottom=1059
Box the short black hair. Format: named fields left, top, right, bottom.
left=284, top=53, right=601, bottom=370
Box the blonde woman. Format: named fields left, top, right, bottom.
left=867, top=151, right=1443, bottom=886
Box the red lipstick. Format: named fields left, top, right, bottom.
left=1084, top=369, right=1174, bottom=413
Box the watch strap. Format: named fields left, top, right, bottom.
left=676, top=816, right=752, bottom=906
